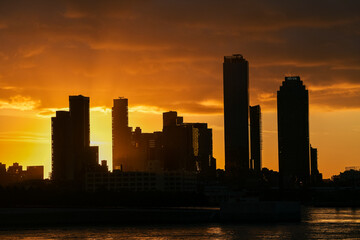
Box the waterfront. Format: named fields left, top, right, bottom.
left=1, top=208, right=360, bottom=239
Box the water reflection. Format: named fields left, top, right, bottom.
left=1, top=208, right=360, bottom=239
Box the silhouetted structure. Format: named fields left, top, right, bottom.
left=112, top=97, right=132, bottom=171
left=86, top=171, right=197, bottom=192
left=163, top=112, right=197, bottom=172
left=69, top=95, right=90, bottom=180
left=191, top=123, right=216, bottom=177
left=250, top=105, right=261, bottom=172
left=86, top=146, right=99, bottom=170
left=127, top=127, right=155, bottom=171
left=0, top=163, right=5, bottom=174
left=51, top=111, right=74, bottom=181
left=52, top=96, right=101, bottom=183
left=277, top=76, right=310, bottom=187
left=223, top=54, right=249, bottom=178
left=162, top=111, right=215, bottom=174
left=130, top=130, right=164, bottom=172
left=25, top=166, right=44, bottom=180
left=332, top=169, right=360, bottom=187
left=310, top=145, right=322, bottom=184
left=111, top=98, right=215, bottom=175
left=0, top=162, right=44, bottom=186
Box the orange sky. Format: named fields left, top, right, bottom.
left=0, top=0, right=359, bottom=178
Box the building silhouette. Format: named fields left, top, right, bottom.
left=51, top=111, right=74, bottom=181
left=250, top=105, right=261, bottom=172
left=277, top=76, right=310, bottom=187
left=163, top=111, right=195, bottom=172
left=69, top=95, right=90, bottom=179
left=163, top=112, right=215, bottom=174
left=190, top=123, right=216, bottom=176
left=112, top=97, right=132, bottom=171
left=310, top=145, right=322, bottom=184
left=128, top=127, right=159, bottom=171
left=223, top=54, right=249, bottom=177
left=0, top=162, right=43, bottom=186
left=112, top=98, right=165, bottom=172
left=110, top=109, right=215, bottom=174
left=52, top=95, right=100, bottom=183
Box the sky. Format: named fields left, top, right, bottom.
left=0, top=0, right=359, bottom=178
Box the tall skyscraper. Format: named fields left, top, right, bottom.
left=112, top=97, right=132, bottom=171
left=277, top=76, right=310, bottom=187
left=223, top=54, right=249, bottom=177
left=69, top=95, right=90, bottom=179
left=69, top=95, right=90, bottom=149
left=250, top=105, right=261, bottom=172
left=51, top=111, right=74, bottom=181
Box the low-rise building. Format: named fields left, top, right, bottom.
left=85, top=171, right=197, bottom=193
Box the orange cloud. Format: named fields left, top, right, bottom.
left=0, top=95, right=40, bottom=111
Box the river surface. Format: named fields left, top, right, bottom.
left=1, top=207, right=360, bottom=239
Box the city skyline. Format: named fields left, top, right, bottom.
left=0, top=1, right=359, bottom=179
left=0, top=61, right=357, bottom=179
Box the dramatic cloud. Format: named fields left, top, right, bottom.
left=0, top=0, right=358, bottom=113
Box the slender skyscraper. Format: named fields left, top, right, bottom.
left=69, top=95, right=90, bottom=149
left=250, top=105, right=261, bottom=172
left=51, top=111, right=74, bottom=181
left=277, top=76, right=310, bottom=187
left=112, top=97, right=132, bottom=171
left=223, top=54, right=249, bottom=177
left=69, top=95, right=90, bottom=179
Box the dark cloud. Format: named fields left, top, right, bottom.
left=0, top=0, right=359, bottom=112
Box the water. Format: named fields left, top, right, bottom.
left=1, top=208, right=360, bottom=239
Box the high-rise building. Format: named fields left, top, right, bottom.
left=69, top=95, right=90, bottom=179
left=51, top=111, right=74, bottom=181
left=250, top=105, right=261, bottom=172
left=163, top=111, right=195, bottom=171
left=223, top=54, right=249, bottom=177
left=277, top=76, right=310, bottom=187
left=112, top=97, right=132, bottom=171
left=69, top=95, right=90, bottom=149
left=162, top=111, right=215, bottom=174
left=191, top=123, right=216, bottom=177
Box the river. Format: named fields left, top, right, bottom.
left=1, top=207, right=360, bottom=239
